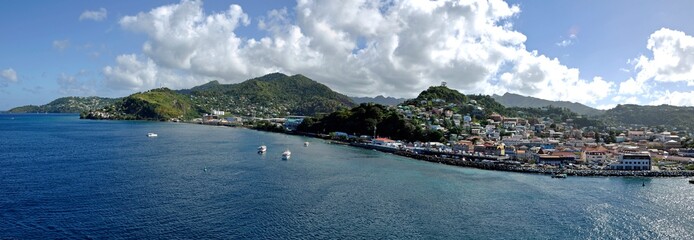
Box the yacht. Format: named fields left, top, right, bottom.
left=147, top=133, right=158, bottom=137
left=282, top=150, right=291, bottom=160
left=258, top=145, right=267, bottom=154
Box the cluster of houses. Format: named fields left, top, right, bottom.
left=198, top=95, right=694, bottom=171
left=197, top=110, right=305, bottom=131
left=390, top=98, right=694, bottom=171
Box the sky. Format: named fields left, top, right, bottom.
left=2, top=0, right=694, bottom=111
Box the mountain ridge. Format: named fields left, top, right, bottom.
left=492, top=92, right=604, bottom=116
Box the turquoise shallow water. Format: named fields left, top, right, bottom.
left=1, top=114, right=693, bottom=239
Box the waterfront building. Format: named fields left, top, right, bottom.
left=582, top=146, right=609, bottom=164
left=609, top=153, right=651, bottom=170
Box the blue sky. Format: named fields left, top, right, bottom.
left=2, top=0, right=694, bottom=111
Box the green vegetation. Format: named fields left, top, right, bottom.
left=9, top=97, right=118, bottom=113
left=404, top=86, right=468, bottom=106
left=602, top=104, right=694, bottom=130
left=492, top=92, right=605, bottom=116
left=508, top=106, right=604, bottom=129
left=185, top=73, right=355, bottom=117
left=298, top=103, right=445, bottom=142
left=82, top=88, right=205, bottom=121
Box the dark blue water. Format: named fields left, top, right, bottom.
left=1, top=114, right=693, bottom=239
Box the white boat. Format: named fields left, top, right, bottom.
left=304, top=142, right=309, bottom=147
left=147, top=133, right=158, bottom=137
left=282, top=150, right=291, bottom=160
left=258, top=145, right=267, bottom=154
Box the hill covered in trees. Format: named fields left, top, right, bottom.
left=493, top=92, right=604, bottom=116
left=9, top=97, right=118, bottom=113
left=351, top=95, right=406, bottom=106
left=82, top=88, right=205, bottom=121
left=602, top=104, right=694, bottom=130
left=183, top=73, right=355, bottom=116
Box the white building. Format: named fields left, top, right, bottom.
left=609, top=153, right=651, bottom=170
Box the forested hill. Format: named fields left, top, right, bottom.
left=9, top=96, right=119, bottom=113
left=351, top=95, right=406, bottom=106
left=602, top=104, right=694, bottom=130
left=492, top=92, right=604, bottom=116
left=82, top=88, right=205, bottom=121
left=183, top=73, right=356, bottom=116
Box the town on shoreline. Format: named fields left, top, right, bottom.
left=190, top=111, right=694, bottom=178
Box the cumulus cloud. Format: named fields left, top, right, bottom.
left=1, top=68, right=18, bottom=86
left=649, top=90, right=694, bottom=106
left=53, top=40, right=70, bottom=51
left=104, top=0, right=612, bottom=105
left=79, top=8, right=108, bottom=21
left=610, top=28, right=694, bottom=106
left=633, top=28, right=694, bottom=85
left=103, top=54, right=199, bottom=91
left=617, top=77, right=648, bottom=95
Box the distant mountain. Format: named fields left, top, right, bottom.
left=183, top=73, right=355, bottom=116
left=9, top=96, right=119, bottom=113
left=602, top=104, right=694, bottom=130
left=492, top=93, right=604, bottom=116
left=82, top=88, right=205, bottom=121
left=351, top=95, right=406, bottom=106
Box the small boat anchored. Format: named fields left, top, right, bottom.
left=147, top=133, right=158, bottom=137
left=689, top=179, right=694, bottom=184
left=258, top=145, right=267, bottom=154
left=304, top=142, right=309, bottom=147
left=551, top=173, right=567, bottom=178
left=282, top=149, right=291, bottom=160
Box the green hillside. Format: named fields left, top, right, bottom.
left=9, top=96, right=118, bottom=113
left=82, top=88, right=205, bottom=120
left=602, top=104, right=694, bottom=130
left=186, top=73, right=355, bottom=116
left=492, top=92, right=604, bottom=116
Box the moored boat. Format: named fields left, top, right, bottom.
left=282, top=150, right=291, bottom=160
left=258, top=145, right=267, bottom=154
left=304, top=142, right=309, bottom=147
left=551, top=173, right=567, bottom=178
left=689, top=179, right=694, bottom=184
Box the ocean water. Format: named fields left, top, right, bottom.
left=1, top=114, right=693, bottom=239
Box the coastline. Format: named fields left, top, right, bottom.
left=276, top=128, right=694, bottom=178
left=82, top=116, right=694, bottom=178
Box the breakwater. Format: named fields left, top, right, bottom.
left=351, top=144, right=694, bottom=177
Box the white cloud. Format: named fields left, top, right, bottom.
left=500, top=51, right=613, bottom=104
left=633, top=28, right=694, bottom=85
left=80, top=8, right=108, bottom=21
left=103, top=0, right=612, bottom=105
left=103, top=54, right=199, bottom=91
left=53, top=40, right=69, bottom=51
left=617, top=77, right=648, bottom=95
left=556, top=32, right=577, bottom=47
left=1, top=68, right=18, bottom=86
left=649, top=90, right=694, bottom=106
left=556, top=39, right=572, bottom=47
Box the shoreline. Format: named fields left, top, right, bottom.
left=83, top=116, right=694, bottom=178
left=282, top=130, right=694, bottom=178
